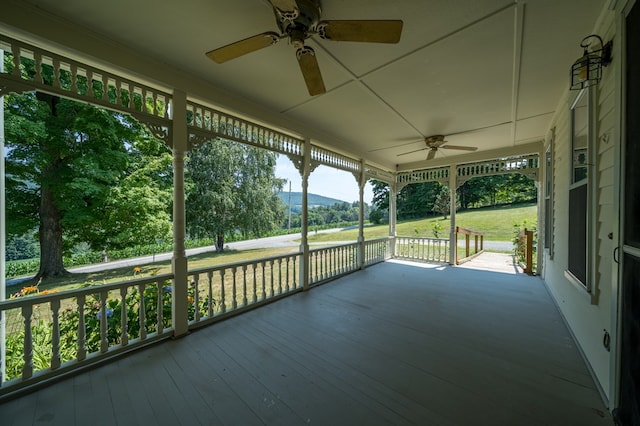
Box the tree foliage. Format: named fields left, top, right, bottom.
left=285, top=201, right=370, bottom=228
left=185, top=139, right=285, bottom=251
left=370, top=174, right=536, bottom=222
left=4, top=88, right=172, bottom=278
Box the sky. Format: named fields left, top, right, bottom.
left=275, top=155, right=374, bottom=204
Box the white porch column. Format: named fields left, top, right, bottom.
left=448, top=164, right=457, bottom=265
left=0, top=49, right=6, bottom=382
left=171, top=90, right=189, bottom=337
left=357, top=160, right=366, bottom=269
left=389, top=182, right=398, bottom=257
left=299, top=139, right=311, bottom=290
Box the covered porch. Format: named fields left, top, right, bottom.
left=1, top=0, right=631, bottom=422
left=0, top=260, right=611, bottom=425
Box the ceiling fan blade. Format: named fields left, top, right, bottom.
left=270, top=0, right=299, bottom=18
left=297, top=47, right=326, bottom=96
left=317, top=20, right=403, bottom=43
left=397, top=147, right=428, bottom=156
left=206, top=32, right=281, bottom=63
left=426, top=149, right=437, bottom=160
left=440, top=145, right=478, bottom=151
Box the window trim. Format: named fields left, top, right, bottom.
left=544, top=128, right=555, bottom=258
left=567, top=87, right=595, bottom=293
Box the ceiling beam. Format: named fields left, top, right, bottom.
left=510, top=2, right=526, bottom=145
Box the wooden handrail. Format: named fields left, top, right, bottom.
left=455, top=226, right=484, bottom=264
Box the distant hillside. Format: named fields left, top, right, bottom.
left=277, top=192, right=349, bottom=212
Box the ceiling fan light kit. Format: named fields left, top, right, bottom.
left=205, top=0, right=403, bottom=96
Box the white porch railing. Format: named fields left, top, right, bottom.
left=394, top=236, right=450, bottom=263
left=310, top=243, right=359, bottom=285
left=187, top=252, right=302, bottom=329
left=0, top=242, right=391, bottom=400
left=0, top=274, right=174, bottom=397
left=364, top=237, right=392, bottom=266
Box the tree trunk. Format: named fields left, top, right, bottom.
left=216, top=234, right=225, bottom=252
left=36, top=184, right=68, bottom=279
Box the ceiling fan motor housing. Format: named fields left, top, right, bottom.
left=277, top=0, right=322, bottom=47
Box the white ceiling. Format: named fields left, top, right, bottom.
left=1, top=0, right=606, bottom=171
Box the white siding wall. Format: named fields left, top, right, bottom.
left=542, top=8, right=616, bottom=402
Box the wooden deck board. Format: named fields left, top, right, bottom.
left=0, top=260, right=612, bottom=425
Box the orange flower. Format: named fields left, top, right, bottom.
left=133, top=267, right=142, bottom=273
left=22, top=286, right=39, bottom=294
left=187, top=296, right=194, bottom=304
left=39, top=289, right=59, bottom=295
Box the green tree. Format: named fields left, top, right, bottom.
left=371, top=180, right=389, bottom=212
left=5, top=92, right=144, bottom=279
left=185, top=139, right=285, bottom=251
left=101, top=138, right=173, bottom=249
left=433, top=186, right=451, bottom=219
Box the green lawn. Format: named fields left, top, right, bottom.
left=308, top=203, right=537, bottom=243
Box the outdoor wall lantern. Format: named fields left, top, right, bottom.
left=570, top=34, right=613, bottom=90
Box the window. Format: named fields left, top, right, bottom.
left=544, top=128, right=554, bottom=257
left=567, top=88, right=591, bottom=289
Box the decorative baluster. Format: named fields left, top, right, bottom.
left=120, top=287, right=128, bottom=346
left=77, top=294, right=86, bottom=361
left=86, top=70, right=94, bottom=98
left=277, top=258, right=283, bottom=294
left=314, top=251, right=319, bottom=282
left=153, top=92, right=159, bottom=117
left=11, top=45, right=21, bottom=77
left=219, top=270, right=226, bottom=313
left=70, top=64, right=78, bottom=93
left=193, top=274, right=201, bottom=322
left=50, top=299, right=61, bottom=370
left=52, top=58, right=61, bottom=89
left=269, top=260, right=275, bottom=296
left=34, top=53, right=43, bottom=84
left=285, top=257, right=290, bottom=292
left=231, top=267, right=238, bottom=310
left=22, top=305, right=33, bottom=379
left=101, top=75, right=108, bottom=102
left=252, top=264, right=258, bottom=303
left=292, top=255, right=298, bottom=288
left=115, top=80, right=122, bottom=108
left=99, top=291, right=108, bottom=353
left=242, top=265, right=248, bottom=306
left=261, top=261, right=267, bottom=299
left=322, top=249, right=327, bottom=280
left=138, top=283, right=147, bottom=340
left=131, top=84, right=139, bottom=112
left=156, top=281, right=164, bottom=334
left=227, top=118, right=233, bottom=136
left=141, top=88, right=148, bottom=114
left=207, top=271, right=214, bottom=317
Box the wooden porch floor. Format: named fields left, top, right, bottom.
left=1, top=260, right=612, bottom=425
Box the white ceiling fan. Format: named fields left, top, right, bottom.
left=397, top=135, right=478, bottom=160
left=205, top=0, right=403, bottom=96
